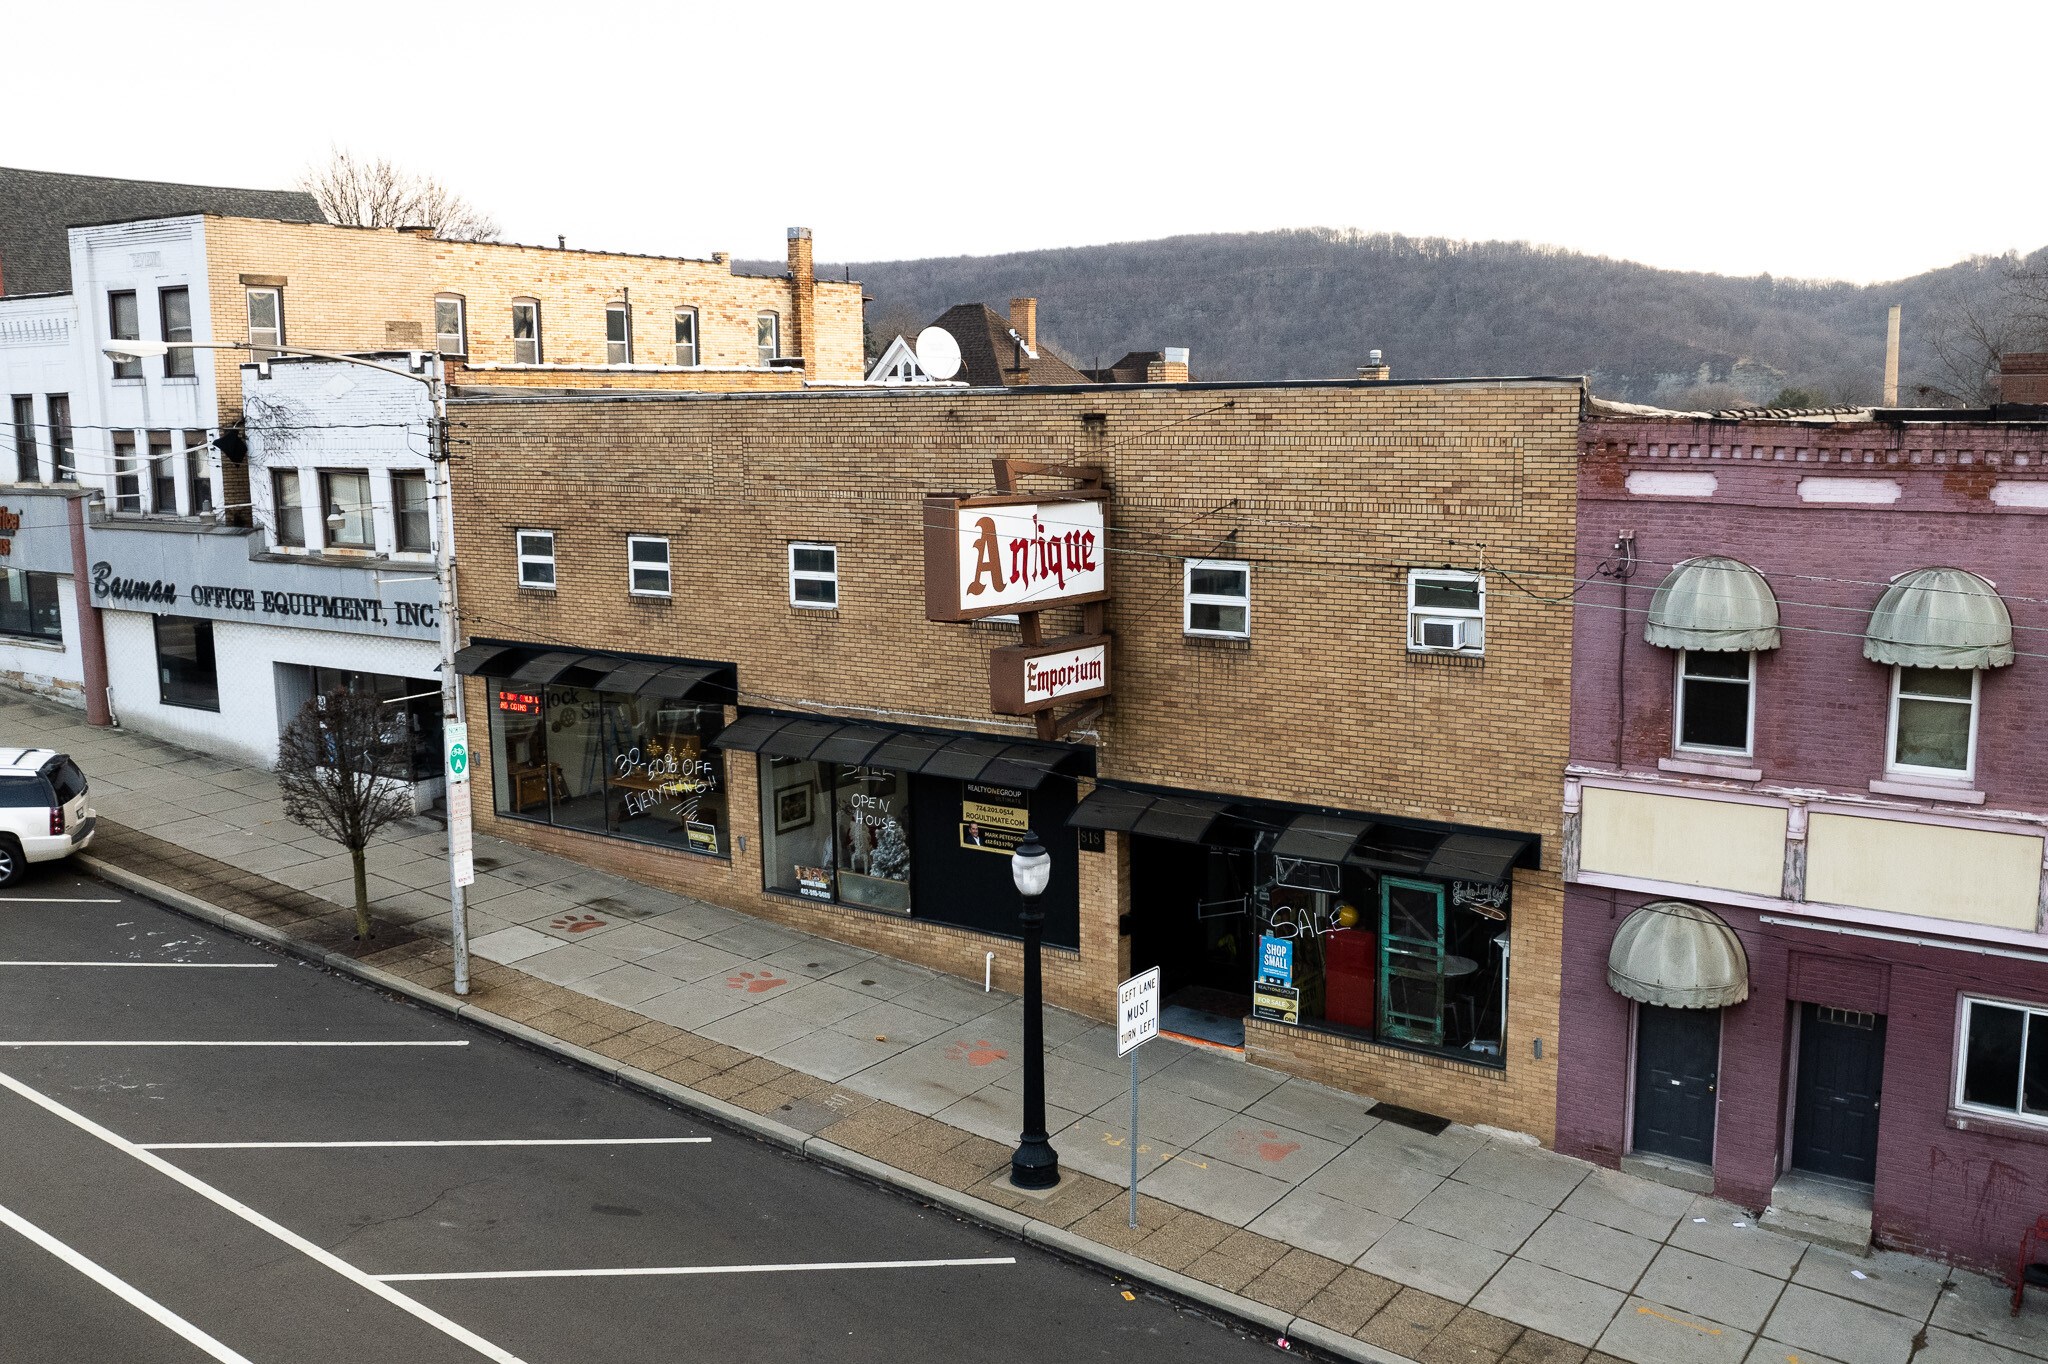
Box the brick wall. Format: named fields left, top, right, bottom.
left=451, top=378, right=1583, bottom=1138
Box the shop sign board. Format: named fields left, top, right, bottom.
left=0, top=506, right=18, bottom=556
left=987, top=634, right=1111, bottom=715
left=960, top=782, right=1029, bottom=854
left=1253, top=981, right=1301, bottom=1026
left=923, top=493, right=1110, bottom=622
left=1117, top=966, right=1160, bottom=1057
left=1258, top=934, right=1293, bottom=986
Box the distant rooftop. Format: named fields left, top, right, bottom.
left=0, top=166, right=324, bottom=296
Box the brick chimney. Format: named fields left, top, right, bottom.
left=1145, top=347, right=1190, bottom=383
left=1999, top=353, right=2048, bottom=404
left=1357, top=349, right=1390, bottom=381
left=1009, top=298, right=1037, bottom=353
left=787, top=227, right=814, bottom=370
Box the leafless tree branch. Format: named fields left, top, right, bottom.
left=299, top=146, right=501, bottom=243
left=277, top=689, right=417, bottom=938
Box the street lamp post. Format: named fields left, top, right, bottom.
left=1009, top=829, right=1060, bottom=1190
left=102, top=338, right=473, bottom=995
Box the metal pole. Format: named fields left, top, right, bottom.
left=1009, top=873, right=1059, bottom=1189
left=430, top=372, right=470, bottom=996
left=1129, top=1048, right=1139, bottom=1227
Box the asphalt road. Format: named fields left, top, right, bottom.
left=0, top=865, right=1282, bottom=1363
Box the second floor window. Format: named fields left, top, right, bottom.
left=1676, top=651, right=1753, bottom=755
left=675, top=307, right=698, bottom=366
left=512, top=300, right=541, bottom=363
left=756, top=311, right=779, bottom=365
left=185, top=433, right=213, bottom=515
left=11, top=396, right=35, bottom=482
left=1184, top=559, right=1250, bottom=639
left=47, top=396, right=72, bottom=482
left=246, top=287, right=283, bottom=356
left=435, top=296, right=466, bottom=355
left=113, top=435, right=141, bottom=514
left=606, top=303, right=631, bottom=364
left=149, top=431, right=176, bottom=512
left=517, top=530, right=556, bottom=588
left=320, top=470, right=373, bottom=548
left=789, top=543, right=838, bottom=608
left=1408, top=570, right=1486, bottom=655
left=1889, top=666, right=1976, bottom=778
left=392, top=471, right=431, bottom=552
left=273, top=468, right=304, bottom=546
left=160, top=287, right=194, bottom=377
left=629, top=536, right=671, bottom=596
left=109, top=292, right=141, bottom=379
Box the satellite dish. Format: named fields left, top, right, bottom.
left=915, top=326, right=962, bottom=380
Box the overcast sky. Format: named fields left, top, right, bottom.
left=10, top=1, right=2042, bottom=284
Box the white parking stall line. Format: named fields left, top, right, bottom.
left=378, top=1257, right=1019, bottom=1282
left=0, top=1040, right=470, bottom=1047
left=0, top=961, right=277, bottom=968
left=144, top=1130, right=712, bottom=1138
left=0, top=1196, right=256, bottom=1364
left=0, top=1067, right=529, bottom=1364
left=0, top=898, right=124, bottom=903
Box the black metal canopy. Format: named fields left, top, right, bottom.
left=712, top=712, right=1093, bottom=791
left=452, top=641, right=732, bottom=704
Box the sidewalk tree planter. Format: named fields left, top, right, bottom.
left=276, top=688, right=416, bottom=939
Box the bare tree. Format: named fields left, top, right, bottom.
left=1917, top=253, right=2048, bottom=406
left=299, top=147, right=501, bottom=242
left=277, top=689, right=416, bottom=939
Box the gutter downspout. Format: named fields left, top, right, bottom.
left=67, top=492, right=110, bottom=725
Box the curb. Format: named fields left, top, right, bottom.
left=82, top=855, right=1410, bottom=1364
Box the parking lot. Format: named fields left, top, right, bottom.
left=0, top=867, right=1277, bottom=1363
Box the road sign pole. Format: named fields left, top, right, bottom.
left=1116, top=965, right=1160, bottom=1231
left=1129, top=1047, right=1139, bottom=1227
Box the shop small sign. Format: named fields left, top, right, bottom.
left=923, top=493, right=1110, bottom=622
left=1259, top=935, right=1294, bottom=986
left=987, top=634, right=1111, bottom=715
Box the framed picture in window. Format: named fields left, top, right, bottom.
left=774, top=782, right=814, bottom=834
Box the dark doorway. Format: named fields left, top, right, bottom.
left=1792, top=1003, right=1886, bottom=1184
left=1633, top=1005, right=1720, bottom=1166
left=1129, top=836, right=1253, bottom=1045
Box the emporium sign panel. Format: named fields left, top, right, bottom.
left=923, top=493, right=1109, bottom=623
left=987, top=635, right=1111, bottom=715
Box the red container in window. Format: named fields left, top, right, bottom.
left=1325, top=928, right=1375, bottom=1030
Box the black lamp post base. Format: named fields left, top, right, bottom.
left=1009, top=1138, right=1061, bottom=1190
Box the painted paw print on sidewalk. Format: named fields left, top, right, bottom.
left=550, top=914, right=608, bottom=934
left=1226, top=1127, right=1302, bottom=1164
left=725, top=971, right=788, bottom=993
left=944, top=1039, right=1009, bottom=1067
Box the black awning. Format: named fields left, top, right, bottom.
left=455, top=641, right=731, bottom=702
left=592, top=658, right=666, bottom=693
left=452, top=643, right=528, bottom=677
left=1272, top=813, right=1372, bottom=863
left=510, top=651, right=608, bottom=684
left=711, top=712, right=1091, bottom=791
left=1424, top=833, right=1531, bottom=886
left=1067, top=787, right=1230, bottom=843
left=641, top=664, right=726, bottom=700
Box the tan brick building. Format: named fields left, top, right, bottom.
left=448, top=375, right=1583, bottom=1143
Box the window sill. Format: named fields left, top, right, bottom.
left=1183, top=634, right=1250, bottom=651
left=1947, top=1108, right=2048, bottom=1145
left=110, top=378, right=145, bottom=387
left=162, top=376, right=200, bottom=387
left=0, top=634, right=67, bottom=653
left=1661, top=756, right=1762, bottom=781
left=627, top=592, right=673, bottom=602
left=1870, top=777, right=1985, bottom=805
left=789, top=605, right=839, bottom=619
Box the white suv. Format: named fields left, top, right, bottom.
left=0, top=749, right=95, bottom=884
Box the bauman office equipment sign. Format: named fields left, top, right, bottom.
left=922, top=493, right=1109, bottom=622
left=987, top=636, right=1112, bottom=715
left=91, top=561, right=437, bottom=628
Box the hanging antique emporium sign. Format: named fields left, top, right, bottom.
left=987, top=634, right=1111, bottom=715
left=922, top=493, right=1110, bottom=622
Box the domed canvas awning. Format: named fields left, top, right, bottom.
left=1645, top=557, right=1781, bottom=651
left=1864, top=567, right=2014, bottom=670
left=1608, top=901, right=1749, bottom=1009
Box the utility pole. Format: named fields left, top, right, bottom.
left=430, top=372, right=474, bottom=995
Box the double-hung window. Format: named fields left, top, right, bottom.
left=756, top=312, right=779, bottom=365
left=392, top=471, right=431, bottom=552
left=109, top=292, right=142, bottom=378
left=185, top=432, right=213, bottom=515
left=1889, top=666, right=1977, bottom=778
left=160, top=287, right=194, bottom=377
left=1184, top=559, right=1250, bottom=638
left=47, top=396, right=72, bottom=481
left=1957, top=995, right=2048, bottom=1126
left=1676, top=651, right=1754, bottom=754
left=149, top=431, right=176, bottom=513
left=511, top=299, right=542, bottom=363
left=11, top=396, right=36, bottom=482
left=517, top=530, right=556, bottom=588
left=435, top=295, right=467, bottom=355
left=606, top=302, right=631, bottom=364
left=246, top=287, right=283, bottom=357
left=272, top=468, right=305, bottom=546
left=319, top=470, right=373, bottom=548
left=113, top=435, right=142, bottom=513
left=629, top=536, right=671, bottom=597
left=789, top=543, right=838, bottom=608
left=674, top=307, right=698, bottom=366
left=1407, top=569, right=1486, bottom=655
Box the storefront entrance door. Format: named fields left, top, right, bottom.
left=1129, top=835, right=1253, bottom=1045
left=1632, top=1005, right=1719, bottom=1166
left=1792, top=1003, right=1886, bottom=1184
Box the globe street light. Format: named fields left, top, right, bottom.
left=1009, top=829, right=1060, bottom=1189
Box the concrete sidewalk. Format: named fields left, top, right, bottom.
left=17, top=689, right=2048, bottom=1364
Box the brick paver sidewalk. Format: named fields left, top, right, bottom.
left=16, top=690, right=2043, bottom=1364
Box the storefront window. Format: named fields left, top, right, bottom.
left=0, top=569, right=62, bottom=641
left=307, top=667, right=440, bottom=782
left=760, top=759, right=912, bottom=913
left=487, top=682, right=728, bottom=856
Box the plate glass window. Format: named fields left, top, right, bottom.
left=789, top=542, right=837, bottom=608
left=185, top=432, right=212, bottom=514
left=47, top=396, right=72, bottom=481
left=1957, top=996, right=2048, bottom=1127
left=319, top=470, right=372, bottom=548
left=1677, top=650, right=1753, bottom=754
left=517, top=530, right=555, bottom=588
left=759, top=758, right=913, bottom=914
left=246, top=287, right=283, bottom=357
left=392, top=471, right=430, bottom=552
left=11, top=396, right=36, bottom=482
left=149, top=431, right=176, bottom=512
left=272, top=468, right=304, bottom=546
left=113, top=435, right=142, bottom=514
left=629, top=536, right=671, bottom=596
left=154, top=615, right=219, bottom=711
left=756, top=312, right=779, bottom=365
left=0, top=569, right=62, bottom=641
left=109, top=292, right=142, bottom=378
left=674, top=307, right=698, bottom=366
left=606, top=303, right=631, bottom=364
left=1890, top=666, right=1976, bottom=777
left=1408, top=570, right=1485, bottom=654
left=159, top=287, right=194, bottom=376
left=1183, top=558, right=1249, bottom=638
left=511, top=299, right=541, bottom=363
left=434, top=296, right=466, bottom=355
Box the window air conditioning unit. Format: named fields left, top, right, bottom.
left=1417, top=617, right=1465, bottom=650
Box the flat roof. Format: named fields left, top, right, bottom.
left=448, top=374, right=1587, bottom=407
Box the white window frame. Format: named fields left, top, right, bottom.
left=788, top=542, right=838, bottom=609
left=1406, top=568, right=1486, bottom=656
left=1886, top=664, right=1979, bottom=781
left=246, top=287, right=283, bottom=353
left=516, top=529, right=556, bottom=590
left=1954, top=994, right=2048, bottom=1128
left=756, top=311, right=780, bottom=365
left=1183, top=558, right=1250, bottom=640
left=1674, top=649, right=1756, bottom=757
left=674, top=306, right=699, bottom=366
left=435, top=295, right=467, bottom=356
left=511, top=299, right=542, bottom=364
left=606, top=301, right=631, bottom=365
left=628, top=535, right=671, bottom=597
